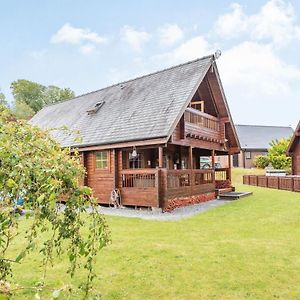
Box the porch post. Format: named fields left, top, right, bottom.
left=117, top=150, right=122, bottom=188
left=112, top=149, right=117, bottom=189
left=189, top=146, right=193, bottom=169
left=212, top=150, right=215, bottom=184
left=211, top=150, right=215, bottom=170
left=228, top=153, right=232, bottom=182
left=158, top=146, right=163, bottom=168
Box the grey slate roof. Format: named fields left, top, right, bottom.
left=235, top=124, right=294, bottom=150
left=30, top=55, right=214, bottom=148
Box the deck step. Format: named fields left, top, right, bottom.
left=218, top=191, right=253, bottom=200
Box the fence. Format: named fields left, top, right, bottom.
left=243, top=175, right=300, bottom=192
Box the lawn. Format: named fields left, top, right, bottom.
left=3, top=168, right=300, bottom=299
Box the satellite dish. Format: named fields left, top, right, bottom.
left=214, top=50, right=222, bottom=59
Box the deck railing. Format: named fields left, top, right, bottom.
left=166, top=169, right=213, bottom=188
left=215, top=168, right=230, bottom=181
left=119, top=168, right=231, bottom=207
left=243, top=175, right=300, bottom=192
left=121, top=169, right=157, bottom=188
left=120, top=168, right=230, bottom=189
left=184, top=108, right=220, bottom=131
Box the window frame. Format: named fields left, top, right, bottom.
left=245, top=151, right=252, bottom=160
left=95, top=151, right=109, bottom=170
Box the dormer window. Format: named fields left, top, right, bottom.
left=87, top=101, right=105, bottom=115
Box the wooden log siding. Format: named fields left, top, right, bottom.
left=243, top=175, right=300, bottom=193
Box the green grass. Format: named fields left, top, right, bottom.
left=3, top=168, right=300, bottom=299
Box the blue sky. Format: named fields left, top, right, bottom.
left=1, top=0, right=300, bottom=127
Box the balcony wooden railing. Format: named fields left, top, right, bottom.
left=184, top=108, right=220, bottom=131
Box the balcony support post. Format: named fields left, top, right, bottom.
left=189, top=146, right=193, bottom=170
left=158, top=146, right=163, bottom=168
left=228, top=153, right=232, bottom=183
left=212, top=150, right=215, bottom=184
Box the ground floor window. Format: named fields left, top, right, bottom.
left=95, top=151, right=109, bottom=169
left=245, top=151, right=251, bottom=159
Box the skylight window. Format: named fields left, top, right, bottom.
left=87, top=101, right=105, bottom=115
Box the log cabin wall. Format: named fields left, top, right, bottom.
left=292, top=138, right=300, bottom=175
left=85, top=150, right=115, bottom=203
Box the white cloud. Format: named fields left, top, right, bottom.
left=158, top=24, right=184, bottom=47
left=120, top=25, right=151, bottom=52
left=217, top=41, right=300, bottom=126
left=154, top=36, right=214, bottom=65
left=219, top=41, right=300, bottom=96
left=215, top=3, right=247, bottom=39
left=215, top=0, right=300, bottom=47
left=51, top=23, right=107, bottom=45
left=79, top=44, right=96, bottom=55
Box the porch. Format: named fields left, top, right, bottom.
left=119, top=167, right=231, bottom=209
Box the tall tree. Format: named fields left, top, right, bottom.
left=44, top=85, right=75, bottom=105
left=11, top=79, right=45, bottom=112
left=10, top=79, right=75, bottom=114
left=0, top=89, right=8, bottom=107
left=13, top=100, right=35, bottom=120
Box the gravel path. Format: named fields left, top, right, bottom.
left=98, top=199, right=229, bottom=221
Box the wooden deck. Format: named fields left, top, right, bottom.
left=119, top=168, right=231, bottom=208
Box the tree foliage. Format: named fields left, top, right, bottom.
left=254, top=155, right=270, bottom=169
left=10, top=79, right=75, bottom=115
left=13, top=100, right=35, bottom=120
left=268, top=138, right=292, bottom=170
left=0, top=108, right=109, bottom=298
left=0, top=90, right=8, bottom=107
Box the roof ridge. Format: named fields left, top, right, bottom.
left=43, top=54, right=214, bottom=108
left=235, top=124, right=293, bottom=129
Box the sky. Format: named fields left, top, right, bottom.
left=1, top=0, right=300, bottom=128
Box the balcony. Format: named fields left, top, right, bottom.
left=184, top=108, right=223, bottom=143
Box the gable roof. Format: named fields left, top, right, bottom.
left=287, top=121, right=300, bottom=154
left=236, top=124, right=294, bottom=150
left=30, top=54, right=239, bottom=150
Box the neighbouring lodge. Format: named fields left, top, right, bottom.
left=31, top=54, right=240, bottom=210
left=288, top=121, right=300, bottom=175
left=231, top=124, right=293, bottom=169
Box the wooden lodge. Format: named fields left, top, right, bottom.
left=31, top=54, right=240, bottom=210
left=287, top=121, right=300, bottom=175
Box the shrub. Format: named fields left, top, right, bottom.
left=269, top=154, right=291, bottom=171
left=268, top=138, right=292, bottom=170
left=254, top=155, right=270, bottom=169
